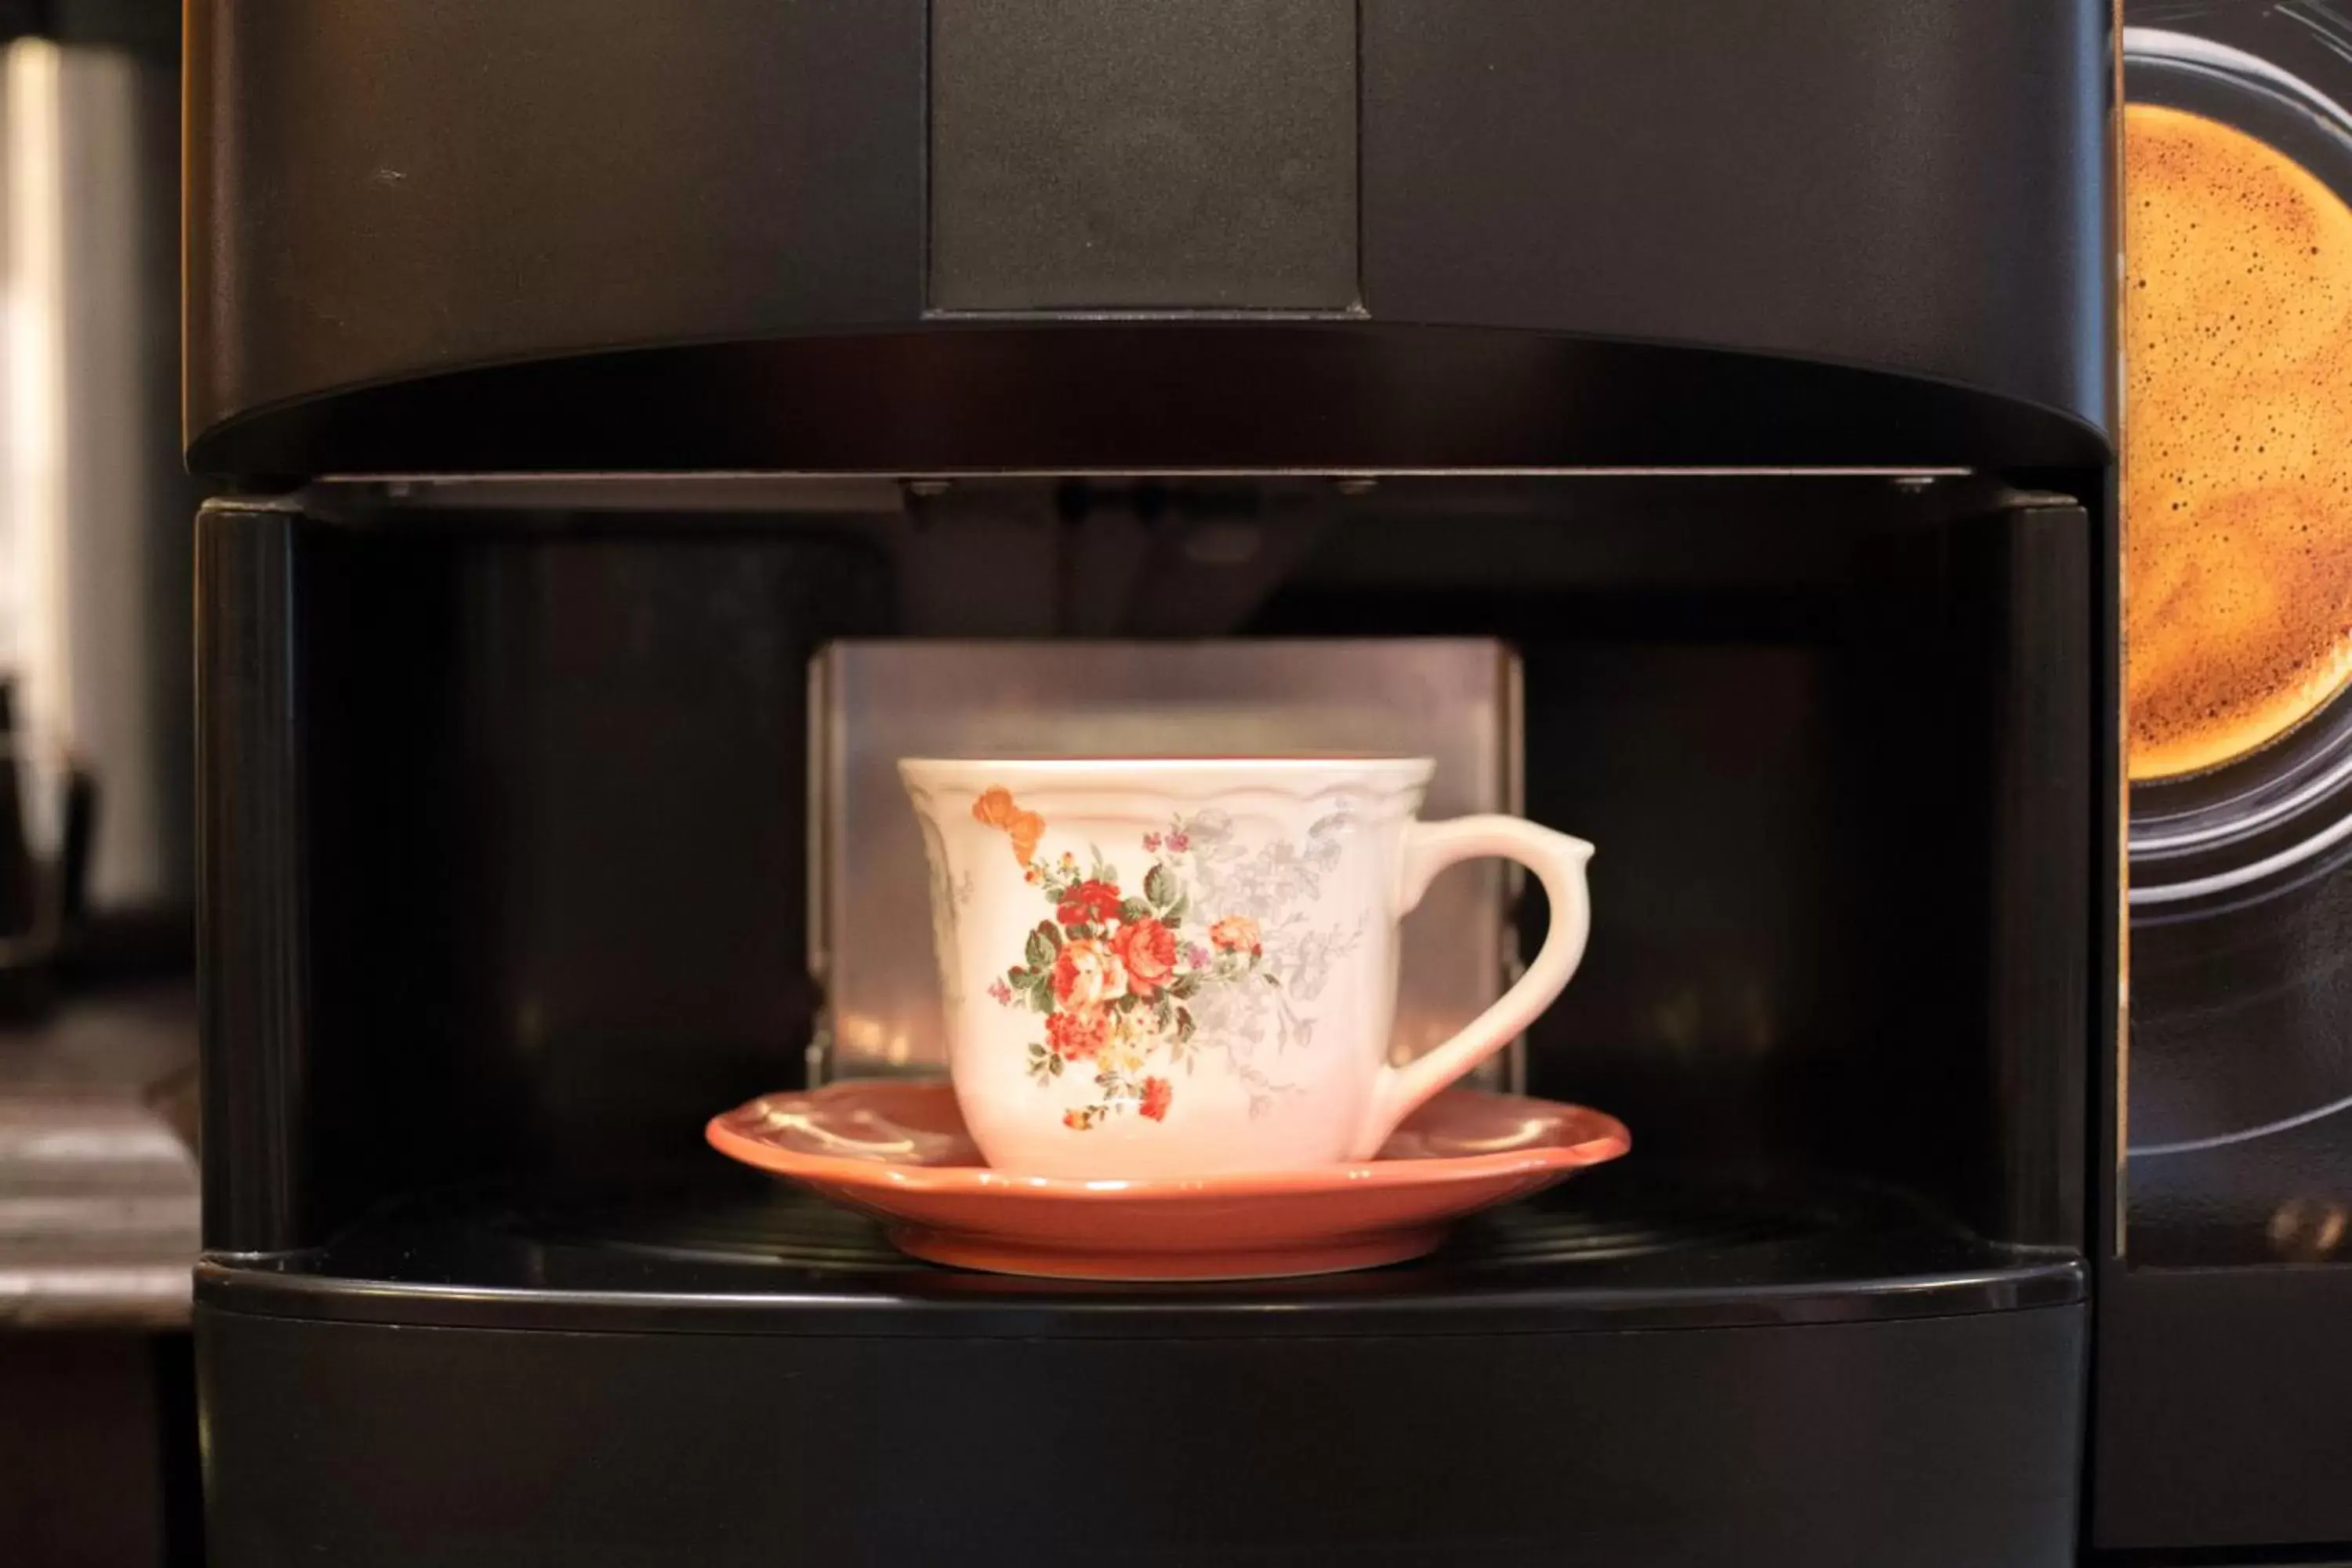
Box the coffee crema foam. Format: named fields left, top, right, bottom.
left=2125, top=103, right=2352, bottom=781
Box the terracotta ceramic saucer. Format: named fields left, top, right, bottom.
left=706, top=1079, right=1630, bottom=1281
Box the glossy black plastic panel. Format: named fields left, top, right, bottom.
left=183, top=0, right=2111, bottom=472
left=196, top=502, right=311, bottom=1251
left=183, top=0, right=927, bottom=443
left=1969, top=507, right=2096, bottom=1246
left=198, top=1295, right=2085, bottom=1566
left=1362, top=0, right=2111, bottom=437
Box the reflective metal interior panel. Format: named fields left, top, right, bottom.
left=811, top=640, right=1519, bottom=1085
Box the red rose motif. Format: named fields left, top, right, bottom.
left=1047, top=1009, right=1108, bottom=1062
left=1051, top=938, right=1127, bottom=1010
left=1138, top=1076, right=1173, bottom=1121
left=1056, top=880, right=1123, bottom=928
left=1115, top=917, right=1178, bottom=996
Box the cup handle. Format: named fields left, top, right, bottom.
left=1359, top=816, right=1595, bottom=1156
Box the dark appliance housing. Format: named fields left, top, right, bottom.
left=187, top=4, right=2118, bottom=1565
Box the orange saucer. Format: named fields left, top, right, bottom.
left=706, top=1079, right=1630, bottom=1280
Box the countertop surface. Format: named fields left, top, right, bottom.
left=0, top=985, right=198, bottom=1329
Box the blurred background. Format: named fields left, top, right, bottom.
left=0, top=2, right=203, bottom=1563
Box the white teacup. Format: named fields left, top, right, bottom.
left=899, top=757, right=1592, bottom=1178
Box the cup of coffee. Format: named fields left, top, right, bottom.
left=2123, top=33, right=2352, bottom=907
left=898, top=757, right=1592, bottom=1178
left=2125, top=88, right=2352, bottom=789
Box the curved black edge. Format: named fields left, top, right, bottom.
left=194, top=1251, right=2085, bottom=1338
left=185, top=325, right=2112, bottom=481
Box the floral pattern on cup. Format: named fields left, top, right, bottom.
left=974, top=787, right=1359, bottom=1131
